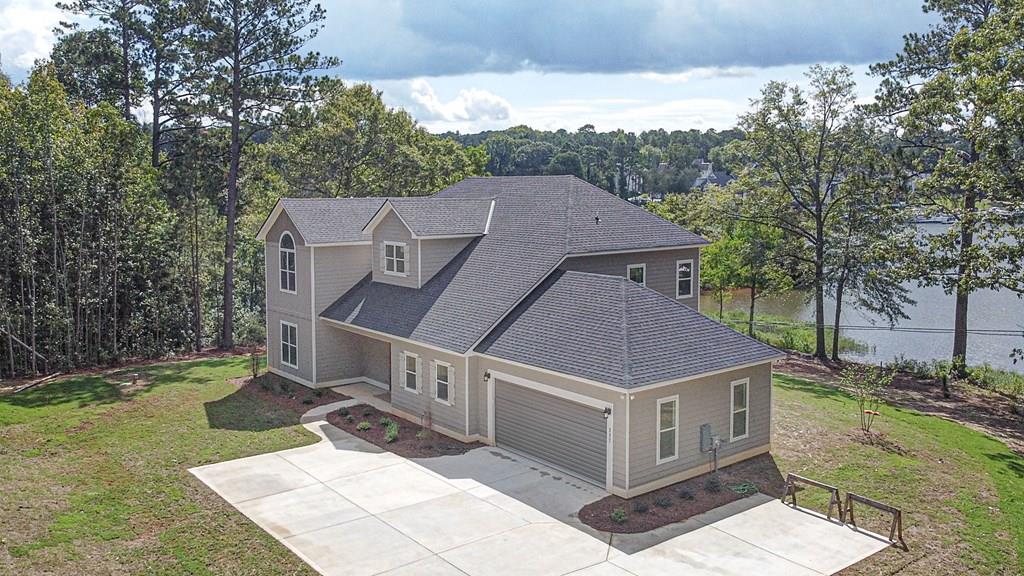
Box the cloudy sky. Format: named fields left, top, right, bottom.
left=0, top=0, right=935, bottom=133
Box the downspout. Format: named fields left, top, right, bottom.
left=310, top=246, right=317, bottom=385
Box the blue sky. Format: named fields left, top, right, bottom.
left=0, top=0, right=936, bottom=132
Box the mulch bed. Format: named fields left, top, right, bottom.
left=579, top=454, right=786, bottom=533
left=231, top=373, right=350, bottom=416
left=326, top=403, right=484, bottom=458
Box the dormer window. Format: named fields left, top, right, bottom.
left=279, top=232, right=296, bottom=293
left=383, top=241, right=407, bottom=276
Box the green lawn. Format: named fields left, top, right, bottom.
left=0, top=356, right=319, bottom=575
left=772, top=374, right=1023, bottom=576
left=1, top=357, right=1020, bottom=575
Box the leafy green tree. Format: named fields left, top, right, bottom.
left=871, top=0, right=1024, bottom=373
left=545, top=151, right=584, bottom=177
left=723, top=65, right=889, bottom=360
left=701, top=236, right=743, bottom=321
left=49, top=29, right=133, bottom=108
left=733, top=220, right=794, bottom=337
left=189, top=0, right=338, bottom=348
left=513, top=141, right=555, bottom=175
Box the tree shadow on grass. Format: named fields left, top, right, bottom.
left=1, top=375, right=133, bottom=411
left=203, top=381, right=300, bottom=432
left=774, top=374, right=851, bottom=403
left=985, top=451, right=1024, bottom=479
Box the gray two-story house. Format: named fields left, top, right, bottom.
left=257, top=176, right=782, bottom=498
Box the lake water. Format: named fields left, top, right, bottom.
left=699, top=226, right=1024, bottom=373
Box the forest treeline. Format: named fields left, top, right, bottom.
left=445, top=125, right=743, bottom=198
left=0, top=0, right=486, bottom=378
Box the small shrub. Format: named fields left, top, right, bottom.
left=379, top=416, right=394, bottom=427
left=610, top=507, right=627, bottom=524
left=676, top=487, right=694, bottom=500
left=631, top=500, right=649, bottom=514
left=344, top=414, right=355, bottom=423
left=704, top=475, right=722, bottom=493
left=654, top=495, right=672, bottom=509
left=356, top=421, right=372, bottom=431
left=337, top=407, right=350, bottom=417
left=362, top=407, right=374, bottom=417
left=279, top=382, right=291, bottom=394
left=383, top=421, right=399, bottom=443
left=314, top=389, right=324, bottom=398
left=415, top=429, right=431, bottom=440
left=258, top=378, right=272, bottom=391
left=301, top=398, right=314, bottom=405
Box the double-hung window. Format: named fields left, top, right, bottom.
left=676, top=259, right=693, bottom=298
left=403, top=352, right=419, bottom=392
left=656, top=396, right=679, bottom=464
left=434, top=361, right=453, bottom=405
left=383, top=241, right=407, bottom=276
left=280, top=321, right=298, bottom=369
left=279, top=232, right=296, bottom=293
left=627, top=263, right=646, bottom=286
left=731, top=379, right=749, bottom=441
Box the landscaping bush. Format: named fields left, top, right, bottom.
left=279, top=381, right=291, bottom=394
left=704, top=475, right=722, bottom=493
left=654, top=495, right=672, bottom=509
left=383, top=421, right=399, bottom=443
left=610, top=507, right=628, bottom=524
left=676, top=487, right=694, bottom=500
left=415, top=429, right=431, bottom=440
left=363, top=407, right=374, bottom=417
left=337, top=407, right=350, bottom=417
left=356, top=421, right=372, bottom=431
left=379, top=416, right=394, bottom=427
left=301, top=398, right=314, bottom=405
left=314, top=389, right=324, bottom=398
left=344, top=414, right=355, bottom=423
left=258, top=378, right=272, bottom=391
left=631, top=500, right=649, bottom=514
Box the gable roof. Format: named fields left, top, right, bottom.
left=363, top=197, right=494, bottom=238
left=321, top=175, right=709, bottom=354
left=476, top=270, right=783, bottom=388
left=256, top=197, right=388, bottom=245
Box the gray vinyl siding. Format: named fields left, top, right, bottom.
left=470, top=356, right=628, bottom=491
left=560, top=247, right=701, bottom=310
left=628, top=362, right=772, bottom=488
left=419, top=237, right=474, bottom=285
left=312, top=244, right=372, bottom=384
left=265, top=212, right=313, bottom=382
left=390, top=341, right=468, bottom=434
left=372, top=211, right=418, bottom=288
left=494, top=380, right=607, bottom=485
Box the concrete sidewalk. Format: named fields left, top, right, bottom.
left=190, top=414, right=890, bottom=576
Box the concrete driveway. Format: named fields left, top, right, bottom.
left=191, top=415, right=889, bottom=576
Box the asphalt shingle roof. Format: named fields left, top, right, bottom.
left=477, top=270, right=783, bottom=388
left=319, top=175, right=712, bottom=357
left=277, top=197, right=388, bottom=244
left=382, top=197, right=493, bottom=236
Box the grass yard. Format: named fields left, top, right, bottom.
left=0, top=356, right=319, bottom=575
left=773, top=374, right=1024, bottom=576
left=1, top=356, right=1021, bottom=575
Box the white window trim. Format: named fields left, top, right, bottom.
left=433, top=360, right=454, bottom=406
left=675, top=258, right=694, bottom=299
left=626, top=263, right=646, bottom=286
left=279, top=231, right=297, bottom=294
left=730, top=378, right=750, bottom=441
left=280, top=320, right=299, bottom=369
left=655, top=395, right=679, bottom=465
left=382, top=241, right=409, bottom=277
left=402, top=351, right=420, bottom=393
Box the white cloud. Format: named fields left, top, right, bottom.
left=638, top=67, right=757, bottom=84
left=409, top=78, right=512, bottom=124
left=0, top=0, right=69, bottom=72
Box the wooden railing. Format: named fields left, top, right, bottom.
left=782, top=473, right=843, bottom=521
left=844, top=492, right=907, bottom=550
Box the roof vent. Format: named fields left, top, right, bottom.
left=594, top=215, right=601, bottom=225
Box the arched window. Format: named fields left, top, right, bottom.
left=279, top=232, right=296, bottom=293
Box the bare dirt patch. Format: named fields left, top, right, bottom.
left=326, top=403, right=484, bottom=458
left=777, top=353, right=1024, bottom=455
left=578, top=454, right=786, bottom=533
left=228, top=374, right=349, bottom=415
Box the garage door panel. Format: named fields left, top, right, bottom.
left=494, top=379, right=607, bottom=486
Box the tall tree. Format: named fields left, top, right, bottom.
left=871, top=0, right=1024, bottom=373
left=190, top=0, right=338, bottom=348
left=56, top=0, right=145, bottom=120
left=139, top=0, right=195, bottom=166
left=49, top=29, right=132, bottom=108
left=723, top=65, right=882, bottom=360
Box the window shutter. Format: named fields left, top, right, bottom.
left=415, top=357, right=422, bottom=392
left=449, top=365, right=456, bottom=404
left=380, top=243, right=386, bottom=271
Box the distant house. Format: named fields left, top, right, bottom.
left=692, top=159, right=734, bottom=191
left=257, top=176, right=782, bottom=497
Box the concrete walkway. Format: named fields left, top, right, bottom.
left=190, top=403, right=890, bottom=576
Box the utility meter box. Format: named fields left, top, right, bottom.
left=700, top=424, right=713, bottom=453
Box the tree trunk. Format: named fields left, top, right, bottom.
left=220, top=11, right=241, bottom=350
left=813, top=219, right=827, bottom=360
left=120, top=1, right=132, bottom=122
left=747, top=271, right=757, bottom=337
left=718, top=287, right=724, bottom=322
left=192, top=193, right=202, bottom=351
left=151, top=50, right=162, bottom=167
left=951, top=188, right=976, bottom=377
left=832, top=275, right=846, bottom=362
